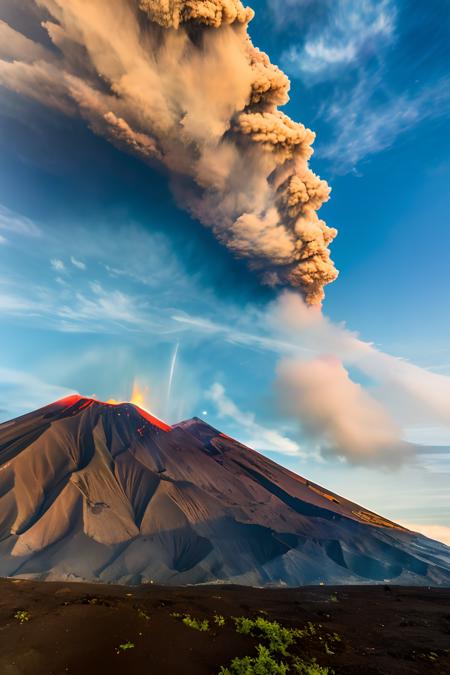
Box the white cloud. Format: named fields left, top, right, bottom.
left=0, top=234, right=7, bottom=245
left=0, top=203, right=41, bottom=237
left=50, top=258, right=66, bottom=272
left=207, top=382, right=303, bottom=456
left=70, top=256, right=86, bottom=270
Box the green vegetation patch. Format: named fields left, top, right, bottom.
left=170, top=611, right=209, bottom=632
left=14, top=610, right=30, bottom=623
left=218, top=616, right=337, bottom=674
left=116, top=641, right=135, bottom=654
left=219, top=644, right=289, bottom=674
left=234, top=616, right=301, bottom=656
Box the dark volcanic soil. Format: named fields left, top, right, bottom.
left=0, top=579, right=448, bottom=674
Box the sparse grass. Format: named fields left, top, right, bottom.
left=218, top=614, right=338, bottom=675
left=115, top=641, right=135, bottom=654
left=14, top=610, right=30, bottom=623
left=297, top=622, right=318, bottom=639
left=323, top=642, right=335, bottom=656
left=137, top=608, right=150, bottom=621
left=419, top=651, right=439, bottom=662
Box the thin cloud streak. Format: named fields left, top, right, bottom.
left=0, top=203, right=41, bottom=238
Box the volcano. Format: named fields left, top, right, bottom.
left=0, top=395, right=449, bottom=586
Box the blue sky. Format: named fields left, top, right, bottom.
left=0, top=0, right=450, bottom=543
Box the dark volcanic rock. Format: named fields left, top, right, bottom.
left=0, top=396, right=449, bottom=585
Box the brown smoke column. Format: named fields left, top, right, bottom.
left=0, top=0, right=338, bottom=304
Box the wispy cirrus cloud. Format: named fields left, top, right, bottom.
left=279, top=0, right=396, bottom=83
left=58, top=281, right=161, bottom=333
left=0, top=203, right=41, bottom=240
left=70, top=256, right=86, bottom=271
left=0, top=367, right=74, bottom=423
left=0, top=209, right=220, bottom=337
left=273, top=0, right=450, bottom=173
left=318, top=74, right=450, bottom=173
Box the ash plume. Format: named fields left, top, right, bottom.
left=0, top=1, right=338, bottom=304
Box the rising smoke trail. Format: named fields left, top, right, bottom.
left=166, top=342, right=179, bottom=418
left=0, top=1, right=338, bottom=305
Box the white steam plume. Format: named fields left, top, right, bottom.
left=0, top=0, right=338, bottom=305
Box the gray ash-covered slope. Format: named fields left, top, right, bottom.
left=0, top=396, right=449, bottom=586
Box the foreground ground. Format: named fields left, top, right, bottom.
left=0, top=579, right=448, bottom=674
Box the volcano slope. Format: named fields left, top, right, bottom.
left=0, top=395, right=449, bottom=586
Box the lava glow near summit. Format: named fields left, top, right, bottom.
left=106, top=381, right=151, bottom=410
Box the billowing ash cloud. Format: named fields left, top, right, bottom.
left=0, top=1, right=338, bottom=304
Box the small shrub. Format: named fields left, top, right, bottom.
left=329, top=594, right=338, bottom=603
left=14, top=610, right=30, bottom=623
left=292, top=656, right=332, bottom=674
left=214, top=613, right=226, bottom=627
left=182, top=614, right=209, bottom=632
left=234, top=616, right=255, bottom=635
left=233, top=616, right=301, bottom=656
left=219, top=644, right=289, bottom=674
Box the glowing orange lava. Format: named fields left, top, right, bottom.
left=106, top=381, right=150, bottom=408
left=130, top=381, right=150, bottom=408
left=90, top=381, right=171, bottom=431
